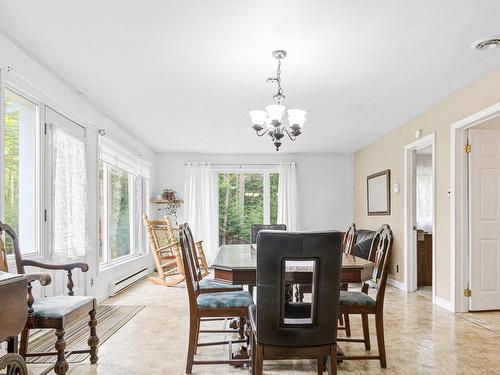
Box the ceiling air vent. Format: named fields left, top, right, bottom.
left=472, top=36, right=500, bottom=51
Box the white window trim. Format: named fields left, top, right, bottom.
left=1, top=81, right=44, bottom=261
left=98, top=137, right=151, bottom=269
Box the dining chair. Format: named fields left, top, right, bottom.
left=249, top=230, right=344, bottom=375
left=0, top=221, right=98, bottom=375
left=183, top=224, right=242, bottom=293
left=338, top=223, right=357, bottom=337
left=250, top=224, right=286, bottom=244
left=337, top=224, right=393, bottom=368
left=179, top=223, right=254, bottom=373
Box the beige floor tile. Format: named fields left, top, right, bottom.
left=21, top=278, right=500, bottom=374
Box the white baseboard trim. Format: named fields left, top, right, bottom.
left=387, top=278, right=407, bottom=291
left=434, top=296, right=453, bottom=312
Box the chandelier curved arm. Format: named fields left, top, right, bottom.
left=255, top=128, right=270, bottom=137
left=283, top=128, right=297, bottom=141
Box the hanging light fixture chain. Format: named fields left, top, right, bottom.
left=275, top=58, right=284, bottom=103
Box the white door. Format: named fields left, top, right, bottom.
left=469, top=129, right=500, bottom=311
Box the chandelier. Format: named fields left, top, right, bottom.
left=249, top=50, right=307, bottom=151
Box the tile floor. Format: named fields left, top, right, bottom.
left=28, top=278, right=500, bottom=375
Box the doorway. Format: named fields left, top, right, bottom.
left=404, top=133, right=436, bottom=302
left=467, top=123, right=500, bottom=311
left=451, top=102, right=500, bottom=313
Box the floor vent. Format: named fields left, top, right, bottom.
left=108, top=267, right=149, bottom=296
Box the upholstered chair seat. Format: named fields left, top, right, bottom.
left=199, top=278, right=242, bottom=292
left=339, top=291, right=376, bottom=307
left=32, top=296, right=96, bottom=319
left=197, top=291, right=254, bottom=309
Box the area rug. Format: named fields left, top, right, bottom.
left=26, top=304, right=144, bottom=364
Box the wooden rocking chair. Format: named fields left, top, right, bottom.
left=143, top=215, right=209, bottom=286
left=143, top=214, right=185, bottom=286
left=161, top=216, right=209, bottom=280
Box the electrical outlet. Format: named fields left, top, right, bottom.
left=396, top=265, right=399, bottom=273
left=90, top=277, right=94, bottom=287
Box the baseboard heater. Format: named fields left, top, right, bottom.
left=108, top=267, right=149, bottom=296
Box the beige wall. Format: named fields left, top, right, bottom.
left=353, top=67, right=500, bottom=302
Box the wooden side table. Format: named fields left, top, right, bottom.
left=0, top=271, right=28, bottom=375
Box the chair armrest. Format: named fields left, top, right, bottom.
left=22, top=259, right=89, bottom=272
left=26, top=272, right=52, bottom=287
left=25, top=272, right=52, bottom=315
left=23, top=260, right=88, bottom=296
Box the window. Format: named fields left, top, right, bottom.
left=2, top=89, right=39, bottom=254
left=48, top=108, right=87, bottom=259
left=218, top=171, right=279, bottom=245
left=270, top=172, right=279, bottom=224
left=98, top=138, right=150, bottom=266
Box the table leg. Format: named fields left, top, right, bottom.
left=7, top=336, right=18, bottom=353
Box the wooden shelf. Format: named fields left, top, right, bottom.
left=150, top=199, right=184, bottom=204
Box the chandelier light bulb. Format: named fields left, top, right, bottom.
left=287, top=109, right=307, bottom=130
left=249, top=110, right=267, bottom=129
left=265, top=104, right=286, bottom=126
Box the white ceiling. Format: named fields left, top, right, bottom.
left=0, top=1, right=499, bottom=154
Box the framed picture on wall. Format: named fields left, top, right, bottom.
left=367, top=169, right=391, bottom=215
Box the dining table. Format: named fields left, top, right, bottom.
left=212, top=244, right=375, bottom=366
left=212, top=244, right=375, bottom=286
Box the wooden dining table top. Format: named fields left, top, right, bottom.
left=212, top=244, right=374, bottom=285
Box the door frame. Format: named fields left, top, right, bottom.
left=451, top=101, right=500, bottom=313
left=404, top=132, right=436, bottom=302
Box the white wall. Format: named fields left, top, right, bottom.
left=0, top=33, right=157, bottom=301
left=156, top=152, right=353, bottom=231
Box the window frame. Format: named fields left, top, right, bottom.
left=98, top=139, right=151, bottom=269
left=1, top=83, right=43, bottom=259
left=215, top=166, right=279, bottom=245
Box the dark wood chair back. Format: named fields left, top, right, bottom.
left=343, top=223, right=357, bottom=255
left=251, top=224, right=286, bottom=243
left=368, top=225, right=393, bottom=307
left=256, top=230, right=343, bottom=347
left=183, top=224, right=204, bottom=283
left=179, top=223, right=201, bottom=308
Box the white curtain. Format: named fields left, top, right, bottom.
left=184, top=162, right=218, bottom=264
left=277, top=162, right=299, bottom=231
left=53, top=125, right=87, bottom=258
left=416, top=155, right=433, bottom=233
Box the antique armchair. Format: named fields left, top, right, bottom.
left=0, top=221, right=98, bottom=375
left=249, top=230, right=344, bottom=375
